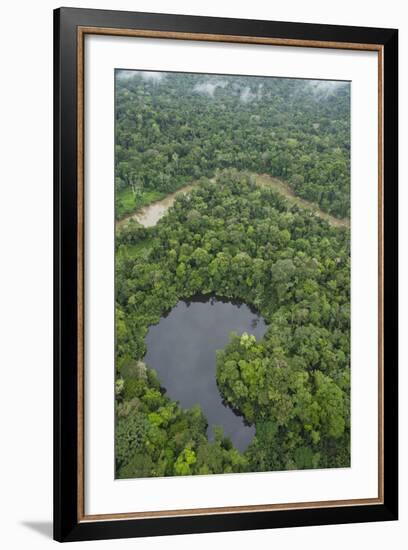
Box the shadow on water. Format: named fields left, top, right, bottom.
left=145, top=295, right=267, bottom=451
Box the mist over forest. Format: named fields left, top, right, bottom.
left=115, top=70, right=351, bottom=479
left=115, top=70, right=350, bottom=220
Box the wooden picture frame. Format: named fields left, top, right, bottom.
left=54, top=7, right=398, bottom=542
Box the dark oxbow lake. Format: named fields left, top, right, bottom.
left=144, top=296, right=267, bottom=452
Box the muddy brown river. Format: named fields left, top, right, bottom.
left=117, top=174, right=349, bottom=230
left=118, top=184, right=196, bottom=228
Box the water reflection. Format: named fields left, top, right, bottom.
left=144, top=296, right=267, bottom=451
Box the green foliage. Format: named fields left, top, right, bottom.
left=114, top=70, right=351, bottom=478
left=174, top=446, right=197, bottom=476
left=115, top=72, right=350, bottom=219
left=115, top=171, right=350, bottom=477
left=216, top=331, right=349, bottom=471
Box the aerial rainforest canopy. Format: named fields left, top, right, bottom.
left=114, top=71, right=350, bottom=478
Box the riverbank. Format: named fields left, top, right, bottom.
left=117, top=173, right=350, bottom=230
left=116, top=182, right=197, bottom=229
left=254, top=174, right=350, bottom=229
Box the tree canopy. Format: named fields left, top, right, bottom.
left=115, top=72, right=350, bottom=219
left=115, top=169, right=350, bottom=478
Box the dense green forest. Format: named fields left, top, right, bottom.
left=115, top=71, right=350, bottom=478
left=116, top=71, right=350, bottom=219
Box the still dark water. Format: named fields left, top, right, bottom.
left=145, top=296, right=267, bottom=451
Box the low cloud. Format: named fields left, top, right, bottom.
left=307, top=80, right=349, bottom=98
left=240, top=86, right=257, bottom=103
left=193, top=81, right=227, bottom=97
left=140, top=71, right=164, bottom=82
left=116, top=70, right=165, bottom=83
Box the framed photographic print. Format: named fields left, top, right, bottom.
left=54, top=7, right=398, bottom=542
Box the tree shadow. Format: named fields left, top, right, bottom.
left=21, top=521, right=53, bottom=539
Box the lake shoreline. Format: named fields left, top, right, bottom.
left=144, top=295, right=266, bottom=451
